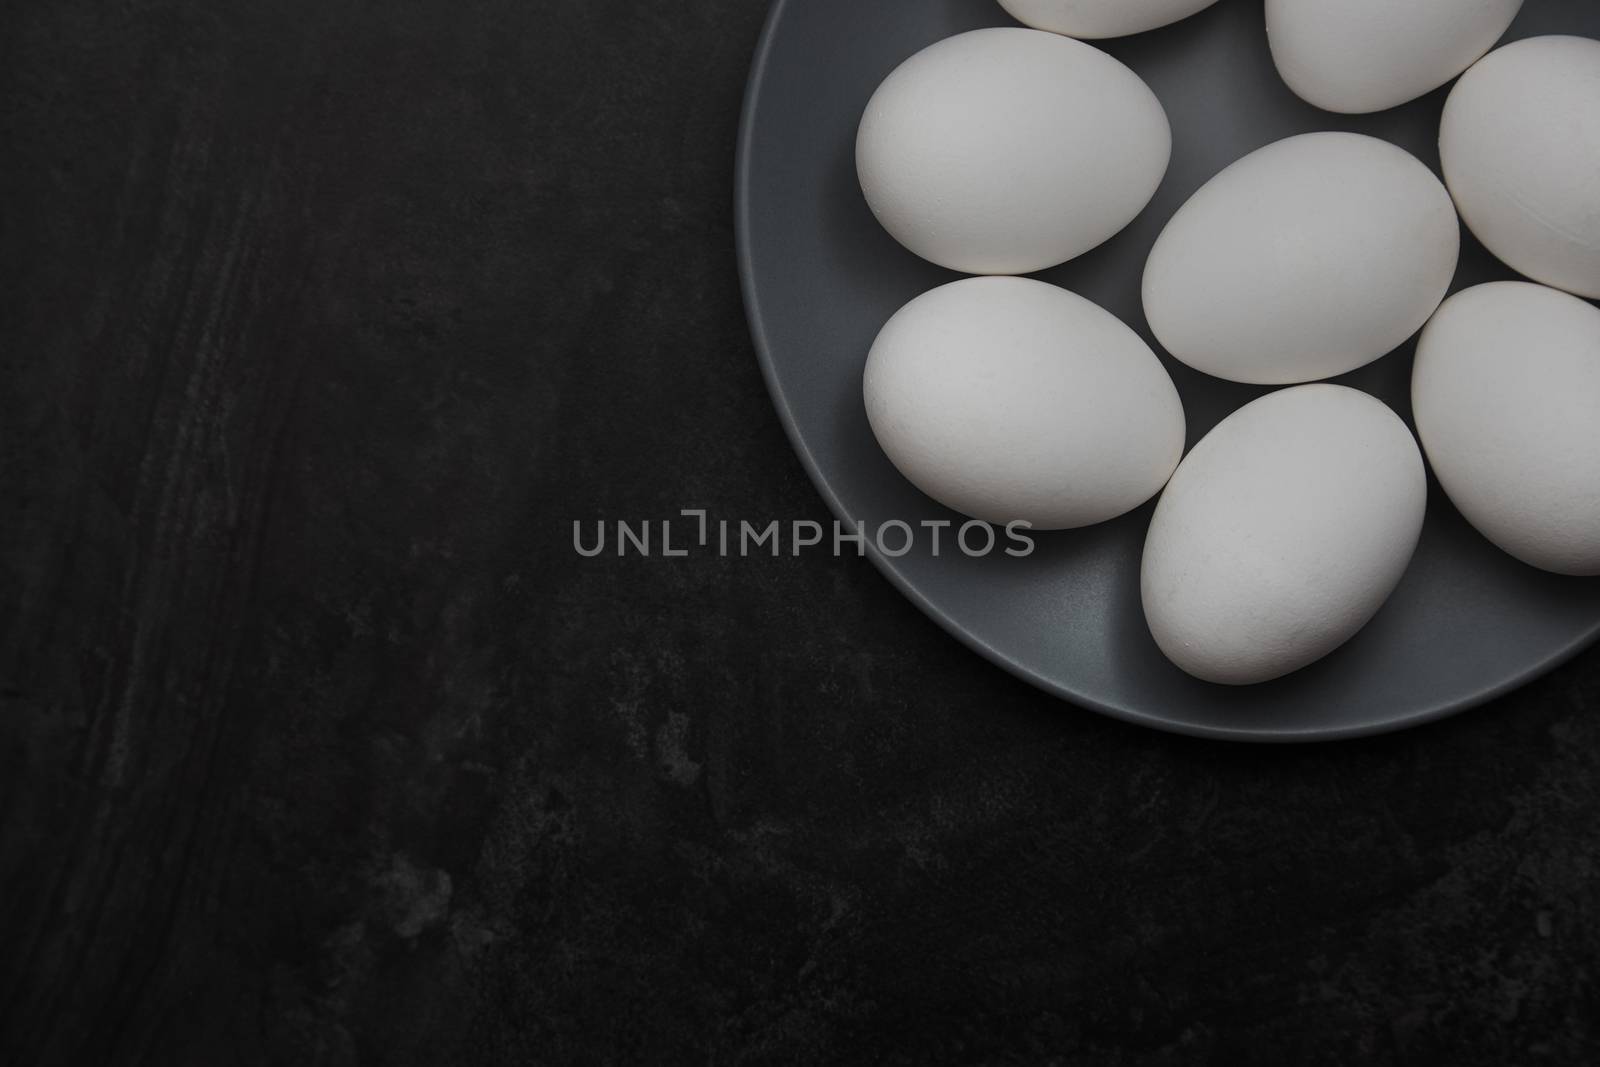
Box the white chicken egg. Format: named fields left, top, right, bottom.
left=1266, top=0, right=1524, bottom=114
left=863, top=277, right=1186, bottom=530
left=1440, top=36, right=1600, bottom=300
left=1141, top=385, right=1427, bottom=686
left=1142, top=132, right=1459, bottom=385
left=856, top=28, right=1171, bottom=275
left=996, top=0, right=1221, bottom=40
left=1412, top=282, right=1600, bottom=576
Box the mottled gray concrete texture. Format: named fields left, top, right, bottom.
left=2, top=0, right=1598, bottom=1064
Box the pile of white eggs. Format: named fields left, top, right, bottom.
left=856, top=1, right=1600, bottom=686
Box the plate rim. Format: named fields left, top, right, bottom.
left=733, top=0, right=1600, bottom=743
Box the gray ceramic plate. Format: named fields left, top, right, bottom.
left=735, top=0, right=1600, bottom=741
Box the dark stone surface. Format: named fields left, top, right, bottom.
left=1, top=0, right=1597, bottom=1063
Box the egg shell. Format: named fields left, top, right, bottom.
left=1141, top=385, right=1426, bottom=686
left=1142, top=132, right=1459, bottom=385
left=1266, top=0, right=1524, bottom=114
left=864, top=277, right=1185, bottom=530
left=1440, top=36, right=1600, bottom=300
left=856, top=28, right=1170, bottom=275
left=1412, top=282, right=1600, bottom=576
left=997, top=0, right=1221, bottom=40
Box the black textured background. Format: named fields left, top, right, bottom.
left=2, top=0, right=1598, bottom=1064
